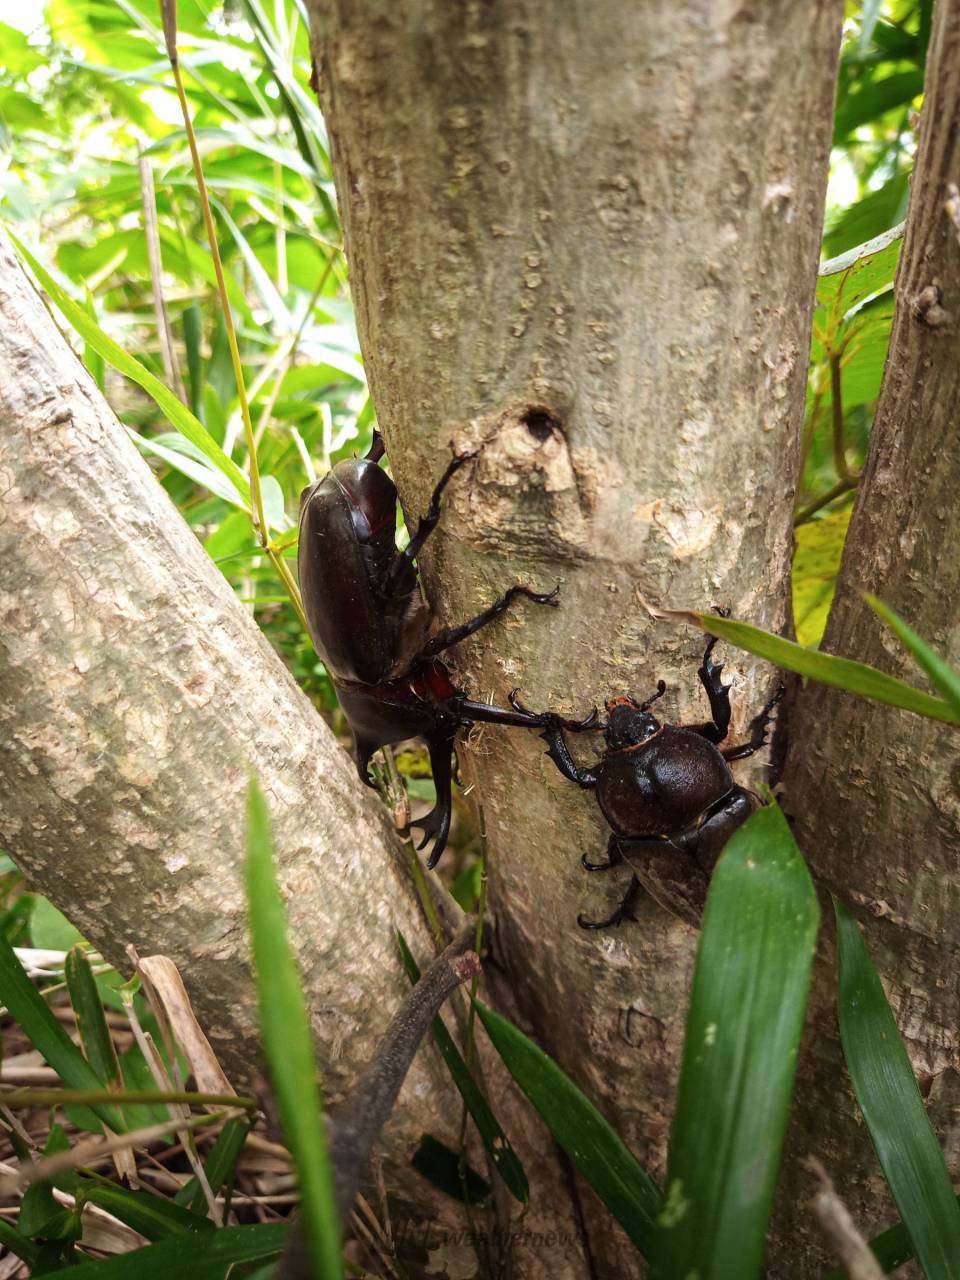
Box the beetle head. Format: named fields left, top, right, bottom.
left=603, top=696, right=660, bottom=750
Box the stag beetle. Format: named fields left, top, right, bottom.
left=298, top=432, right=580, bottom=868
left=513, top=634, right=784, bottom=929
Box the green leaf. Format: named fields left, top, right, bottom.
left=0, top=1218, right=39, bottom=1265
left=792, top=511, right=851, bottom=647
left=833, top=70, right=924, bottom=142
left=835, top=901, right=960, bottom=1280
left=824, top=173, right=910, bottom=259
left=245, top=778, right=342, bottom=1279
left=0, top=933, right=125, bottom=1133
left=682, top=612, right=960, bottom=726
left=653, top=803, right=819, bottom=1280
left=52, top=1223, right=287, bottom=1280
left=82, top=1180, right=215, bottom=1241
left=9, top=234, right=251, bottom=509
left=475, top=1000, right=661, bottom=1253
left=30, top=897, right=86, bottom=951
left=65, top=946, right=122, bottom=1089
left=818, top=224, right=902, bottom=327
left=131, top=431, right=246, bottom=509
left=397, top=932, right=528, bottom=1204
left=866, top=595, right=960, bottom=718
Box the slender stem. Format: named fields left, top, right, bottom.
left=830, top=351, right=853, bottom=483
left=0, top=1088, right=256, bottom=1110
left=169, top=58, right=267, bottom=548
left=794, top=475, right=860, bottom=526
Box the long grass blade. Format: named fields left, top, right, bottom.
left=245, top=777, right=342, bottom=1279
left=835, top=901, right=960, bottom=1280
left=475, top=1000, right=661, bottom=1253
left=866, top=595, right=960, bottom=718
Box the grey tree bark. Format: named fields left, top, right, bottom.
left=0, top=232, right=592, bottom=1279
left=309, top=2, right=843, bottom=1274
left=783, top=0, right=960, bottom=1262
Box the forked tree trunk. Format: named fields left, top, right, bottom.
left=783, top=1, right=960, bottom=1263
left=309, top=3, right=843, bottom=1273
left=0, top=233, right=583, bottom=1265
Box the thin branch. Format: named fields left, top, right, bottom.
left=278, top=930, right=480, bottom=1280
left=794, top=475, right=860, bottom=527
left=805, top=1158, right=884, bottom=1280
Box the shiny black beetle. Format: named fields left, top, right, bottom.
left=298, top=433, right=574, bottom=868
left=513, top=635, right=783, bottom=928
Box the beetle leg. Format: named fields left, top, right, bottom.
left=540, top=724, right=599, bottom=788
left=420, top=584, right=560, bottom=659
left=577, top=874, right=641, bottom=930
left=407, top=731, right=456, bottom=869
left=687, top=634, right=732, bottom=744
left=721, top=682, right=785, bottom=762
left=582, top=832, right=623, bottom=872
left=355, top=738, right=380, bottom=788
left=384, top=448, right=477, bottom=592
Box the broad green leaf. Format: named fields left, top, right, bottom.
left=824, top=173, right=910, bottom=259
left=475, top=1000, right=661, bottom=1253
left=866, top=595, right=960, bottom=718
left=833, top=70, right=924, bottom=142
left=245, top=778, right=342, bottom=1279
left=52, top=1223, right=287, bottom=1280
left=82, top=1180, right=214, bottom=1241
left=681, top=612, right=960, bottom=726
left=653, top=803, right=819, bottom=1280
left=0, top=933, right=125, bottom=1133
left=835, top=901, right=960, bottom=1280
left=397, top=932, right=528, bottom=1204
left=792, top=511, right=851, bottom=647
left=30, top=896, right=85, bottom=951
left=817, top=224, right=902, bottom=332
left=9, top=235, right=251, bottom=508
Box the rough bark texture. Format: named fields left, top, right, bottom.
left=784, top=1, right=960, bottom=1264
left=309, top=3, right=843, bottom=1274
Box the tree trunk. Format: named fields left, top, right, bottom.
left=309, top=3, right=843, bottom=1273
left=783, top=0, right=960, bottom=1262
left=0, top=229, right=469, bottom=1221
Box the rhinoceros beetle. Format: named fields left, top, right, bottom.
left=298, top=432, right=580, bottom=868
left=512, top=634, right=784, bottom=929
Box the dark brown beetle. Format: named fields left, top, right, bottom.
left=513, top=635, right=783, bottom=928
left=298, top=432, right=581, bottom=868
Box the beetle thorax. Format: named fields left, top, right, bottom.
left=604, top=699, right=660, bottom=751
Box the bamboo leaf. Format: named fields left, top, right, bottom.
left=0, top=933, right=125, bottom=1133
left=835, top=901, right=960, bottom=1280
left=81, top=1180, right=214, bottom=1241
left=51, top=1222, right=287, bottom=1279
left=653, top=802, right=819, bottom=1280
left=866, top=595, right=960, bottom=718
left=475, top=1000, right=661, bottom=1253
left=397, top=932, right=528, bottom=1204
left=245, top=777, right=342, bottom=1279
left=65, top=947, right=122, bottom=1089
left=8, top=234, right=251, bottom=508
left=671, top=610, right=960, bottom=726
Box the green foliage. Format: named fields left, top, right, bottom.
left=835, top=901, right=960, bottom=1279
left=653, top=803, right=819, bottom=1280
left=245, top=777, right=343, bottom=1280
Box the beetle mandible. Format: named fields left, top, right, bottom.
left=512, top=633, right=784, bottom=928
left=298, top=432, right=580, bottom=868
